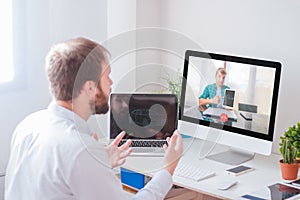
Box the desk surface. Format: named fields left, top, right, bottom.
left=123, top=138, right=293, bottom=200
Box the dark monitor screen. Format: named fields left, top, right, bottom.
left=110, top=93, right=178, bottom=140
left=179, top=50, right=281, bottom=141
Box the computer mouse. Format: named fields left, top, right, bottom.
left=216, top=180, right=237, bottom=190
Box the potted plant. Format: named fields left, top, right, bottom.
left=161, top=69, right=182, bottom=109
left=280, top=122, right=300, bottom=158
left=279, top=138, right=299, bottom=180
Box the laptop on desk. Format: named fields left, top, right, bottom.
left=202, top=89, right=237, bottom=120
left=109, top=93, right=178, bottom=156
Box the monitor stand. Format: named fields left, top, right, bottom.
left=206, top=148, right=255, bottom=165
left=196, top=136, right=255, bottom=165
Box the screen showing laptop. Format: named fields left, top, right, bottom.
left=110, top=93, right=178, bottom=140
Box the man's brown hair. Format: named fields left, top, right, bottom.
left=45, top=37, right=109, bottom=101
left=215, top=67, right=227, bottom=76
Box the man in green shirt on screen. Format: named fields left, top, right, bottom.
left=198, top=67, right=230, bottom=108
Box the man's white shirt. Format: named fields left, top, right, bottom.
left=5, top=101, right=172, bottom=200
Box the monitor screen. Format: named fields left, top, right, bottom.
left=179, top=50, right=281, bottom=164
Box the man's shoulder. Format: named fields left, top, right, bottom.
left=16, top=109, right=49, bottom=130
left=10, top=109, right=51, bottom=152
left=207, top=83, right=216, bottom=90
left=223, top=85, right=230, bottom=90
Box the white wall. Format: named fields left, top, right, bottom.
left=159, top=0, right=300, bottom=154
left=135, top=0, right=162, bottom=92
left=106, top=0, right=136, bottom=94
left=0, top=0, right=107, bottom=174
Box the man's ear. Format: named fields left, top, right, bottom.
left=82, top=81, right=96, bottom=97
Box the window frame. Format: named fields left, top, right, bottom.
left=0, top=0, right=27, bottom=92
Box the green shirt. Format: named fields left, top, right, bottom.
left=199, top=83, right=230, bottom=107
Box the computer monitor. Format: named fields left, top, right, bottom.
left=179, top=50, right=281, bottom=165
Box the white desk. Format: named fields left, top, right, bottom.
left=123, top=137, right=288, bottom=200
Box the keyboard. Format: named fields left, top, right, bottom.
left=118, top=139, right=167, bottom=147
left=174, top=163, right=216, bottom=181
left=203, top=107, right=237, bottom=120
left=117, top=140, right=166, bottom=156
left=132, top=147, right=164, bottom=153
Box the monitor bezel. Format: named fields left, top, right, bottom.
left=179, top=50, right=281, bottom=141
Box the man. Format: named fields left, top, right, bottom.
left=198, top=67, right=230, bottom=108
left=5, top=37, right=183, bottom=200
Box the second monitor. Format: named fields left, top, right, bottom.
left=179, top=50, right=281, bottom=165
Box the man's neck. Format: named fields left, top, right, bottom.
left=56, top=100, right=91, bottom=121
left=57, top=100, right=72, bottom=111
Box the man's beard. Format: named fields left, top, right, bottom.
left=90, top=86, right=109, bottom=115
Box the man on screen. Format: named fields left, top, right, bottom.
left=198, top=67, right=230, bottom=108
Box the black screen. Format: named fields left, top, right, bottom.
left=223, top=89, right=235, bottom=108
left=110, top=93, right=178, bottom=140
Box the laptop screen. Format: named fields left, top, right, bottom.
left=110, top=93, right=178, bottom=140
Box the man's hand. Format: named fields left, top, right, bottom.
left=210, top=95, right=221, bottom=104
left=105, top=131, right=132, bottom=168
left=163, top=130, right=183, bottom=175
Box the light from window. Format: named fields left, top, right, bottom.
left=0, top=1, right=13, bottom=83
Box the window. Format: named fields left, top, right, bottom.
left=0, top=1, right=13, bottom=83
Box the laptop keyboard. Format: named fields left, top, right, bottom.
left=203, top=107, right=237, bottom=120
left=118, top=139, right=167, bottom=147
left=132, top=147, right=165, bottom=153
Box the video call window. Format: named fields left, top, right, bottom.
left=183, top=56, right=277, bottom=136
